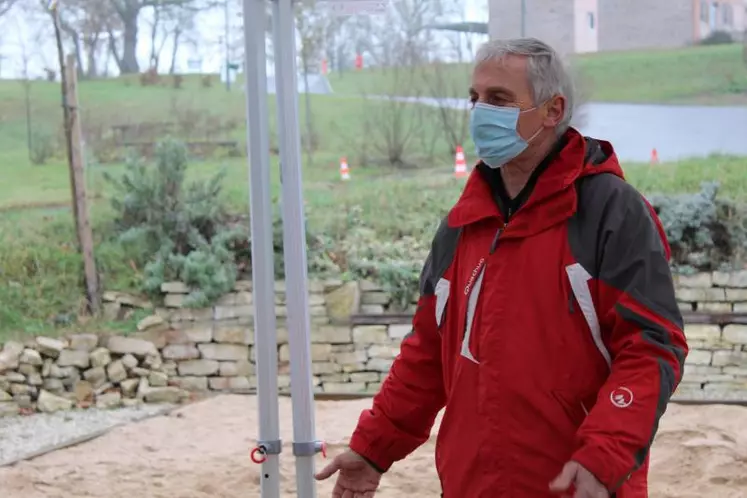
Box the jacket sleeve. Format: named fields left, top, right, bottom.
left=348, top=221, right=455, bottom=472
left=571, top=189, right=689, bottom=491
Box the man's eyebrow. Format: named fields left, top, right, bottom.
left=485, top=86, right=515, bottom=98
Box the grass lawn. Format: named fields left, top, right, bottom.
left=327, top=43, right=747, bottom=105
left=0, top=44, right=746, bottom=339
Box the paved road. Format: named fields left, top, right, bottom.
left=387, top=96, right=747, bottom=162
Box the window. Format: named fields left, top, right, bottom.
left=588, top=12, right=595, bottom=29
left=700, top=0, right=709, bottom=22
left=723, top=4, right=733, bottom=25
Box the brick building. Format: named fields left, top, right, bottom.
left=488, top=0, right=747, bottom=54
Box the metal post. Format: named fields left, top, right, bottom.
left=242, top=0, right=281, bottom=497
left=272, top=0, right=322, bottom=496
left=520, top=0, right=527, bottom=37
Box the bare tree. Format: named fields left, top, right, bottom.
left=0, top=0, right=17, bottom=17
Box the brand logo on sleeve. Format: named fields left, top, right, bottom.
left=610, top=387, right=634, bottom=408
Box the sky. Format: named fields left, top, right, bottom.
left=0, top=0, right=488, bottom=79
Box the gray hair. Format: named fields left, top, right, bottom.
left=475, top=38, right=575, bottom=133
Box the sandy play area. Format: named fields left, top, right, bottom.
left=1, top=395, right=746, bottom=497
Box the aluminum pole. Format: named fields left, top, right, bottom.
left=272, top=0, right=321, bottom=496
left=242, top=0, right=281, bottom=497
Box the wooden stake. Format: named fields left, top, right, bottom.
left=63, top=54, right=101, bottom=314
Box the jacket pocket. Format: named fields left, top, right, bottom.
left=551, top=390, right=589, bottom=430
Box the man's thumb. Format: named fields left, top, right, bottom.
left=549, top=461, right=578, bottom=492
left=314, top=457, right=340, bottom=481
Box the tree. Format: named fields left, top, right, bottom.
left=0, top=0, right=17, bottom=17
left=106, top=0, right=196, bottom=74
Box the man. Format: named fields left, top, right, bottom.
left=316, top=38, right=688, bottom=498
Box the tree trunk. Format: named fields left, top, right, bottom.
left=169, top=28, right=181, bottom=74
left=121, top=12, right=140, bottom=73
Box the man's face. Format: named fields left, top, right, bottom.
left=469, top=55, right=564, bottom=143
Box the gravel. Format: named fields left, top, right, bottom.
left=0, top=403, right=176, bottom=467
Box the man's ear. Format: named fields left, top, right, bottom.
left=544, top=95, right=566, bottom=128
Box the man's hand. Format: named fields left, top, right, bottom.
left=549, top=461, right=609, bottom=498
left=315, top=449, right=382, bottom=497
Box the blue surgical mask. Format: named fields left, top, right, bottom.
left=469, top=102, right=541, bottom=169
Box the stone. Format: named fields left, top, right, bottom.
left=219, top=360, right=252, bottom=377
left=41, top=359, right=52, bottom=377
left=136, top=378, right=150, bottom=400
left=178, top=359, right=220, bottom=376
left=37, top=389, right=74, bottom=413
left=702, top=288, right=727, bottom=301
left=725, top=288, right=747, bottom=301
left=323, top=382, right=367, bottom=393
left=684, top=324, right=722, bottom=343
left=168, top=324, right=213, bottom=344
left=148, top=371, right=169, bottom=387
left=26, top=373, right=43, bottom=386
left=122, top=398, right=142, bottom=408
left=121, top=354, right=139, bottom=370
left=213, top=323, right=251, bottom=344
left=685, top=349, right=713, bottom=366
left=723, top=325, right=747, bottom=345
left=162, top=361, right=178, bottom=376
left=137, top=314, right=166, bottom=331
left=712, top=350, right=747, bottom=367
left=214, top=305, right=253, bottom=321
left=359, top=304, right=384, bottom=314
left=161, top=281, right=190, bottom=293
left=352, top=326, right=390, bottom=344
left=388, top=324, right=412, bottom=340
left=0, top=341, right=24, bottom=372
left=698, top=302, right=732, bottom=313
left=325, top=281, right=361, bottom=323
left=96, top=391, right=122, bottom=409
left=367, top=358, right=394, bottom=372
left=106, top=360, right=128, bottom=383
left=674, top=288, right=706, bottom=302
left=724, top=270, right=747, bottom=288
left=677, top=272, right=712, bottom=288
left=42, top=378, right=65, bottom=393
left=312, top=326, right=351, bottom=344
left=0, top=402, right=20, bottom=417
left=89, top=347, right=112, bottom=368
left=57, top=349, right=90, bottom=369
left=359, top=280, right=382, bottom=292
left=120, top=379, right=140, bottom=397
left=142, top=353, right=162, bottom=370
left=69, top=334, right=99, bottom=352
left=103, top=302, right=122, bottom=321
left=0, top=390, right=12, bottom=402
left=361, top=291, right=390, bottom=306
left=117, top=293, right=152, bottom=309
left=35, top=337, right=66, bottom=358
left=335, top=350, right=368, bottom=365
left=170, top=376, right=209, bottom=391
left=20, top=348, right=43, bottom=366
left=312, top=362, right=342, bottom=375
left=0, top=377, right=8, bottom=392
left=368, top=345, right=399, bottom=359
left=162, top=344, right=200, bottom=360
left=234, top=280, right=252, bottom=291
left=106, top=336, right=158, bottom=357
left=144, top=387, right=187, bottom=404
left=197, top=344, right=249, bottom=361
left=84, top=367, right=108, bottom=388
left=131, top=329, right=168, bottom=349
left=131, top=367, right=150, bottom=377
left=208, top=376, right=253, bottom=391
left=5, top=372, right=25, bottom=383
left=350, top=372, right=380, bottom=383
left=18, top=363, right=37, bottom=376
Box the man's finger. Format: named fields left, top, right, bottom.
left=314, top=459, right=340, bottom=480
left=549, top=461, right=578, bottom=492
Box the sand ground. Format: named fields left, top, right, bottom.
left=1, top=395, right=746, bottom=497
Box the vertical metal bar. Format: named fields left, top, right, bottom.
left=272, top=0, right=319, bottom=495
left=521, top=0, right=527, bottom=37
left=242, top=0, right=281, bottom=497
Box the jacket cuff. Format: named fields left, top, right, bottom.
left=349, top=432, right=394, bottom=473
left=571, top=444, right=630, bottom=492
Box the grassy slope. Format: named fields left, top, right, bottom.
left=327, top=43, right=747, bottom=105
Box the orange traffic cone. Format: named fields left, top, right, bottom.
left=339, top=157, right=350, bottom=180
left=454, top=146, right=468, bottom=178
left=650, top=148, right=659, bottom=165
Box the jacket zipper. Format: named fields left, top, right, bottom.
left=489, top=224, right=505, bottom=254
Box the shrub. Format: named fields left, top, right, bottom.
left=698, top=30, right=733, bottom=45
left=104, top=139, right=244, bottom=307
left=29, top=129, right=58, bottom=165
left=648, top=182, right=747, bottom=272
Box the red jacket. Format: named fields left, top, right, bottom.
left=348, top=129, right=688, bottom=497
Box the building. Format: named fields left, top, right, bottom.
left=488, top=0, right=747, bottom=54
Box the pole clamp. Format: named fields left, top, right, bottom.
left=250, top=439, right=283, bottom=464
left=292, top=440, right=327, bottom=458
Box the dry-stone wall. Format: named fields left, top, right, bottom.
left=1, top=270, right=746, bottom=416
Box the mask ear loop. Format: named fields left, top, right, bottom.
left=519, top=101, right=549, bottom=144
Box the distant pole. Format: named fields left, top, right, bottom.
left=225, top=0, right=231, bottom=91
left=520, top=0, right=526, bottom=37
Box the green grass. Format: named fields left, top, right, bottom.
left=0, top=43, right=746, bottom=339
left=327, top=43, right=747, bottom=105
